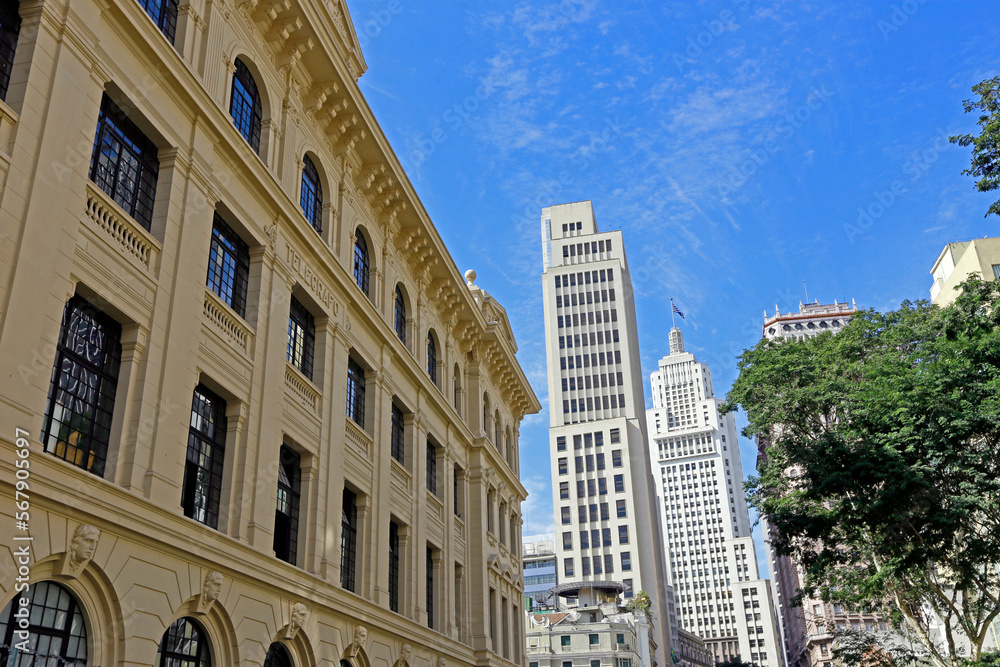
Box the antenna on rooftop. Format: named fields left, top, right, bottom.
left=803, top=280, right=809, bottom=304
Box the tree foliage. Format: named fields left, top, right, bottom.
left=627, top=590, right=652, bottom=613
left=725, top=277, right=1000, bottom=667
left=950, top=76, right=1000, bottom=218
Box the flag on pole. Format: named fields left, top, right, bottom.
left=671, top=648, right=680, bottom=664
left=671, top=300, right=685, bottom=320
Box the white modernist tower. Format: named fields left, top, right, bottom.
left=541, top=201, right=674, bottom=666
left=647, top=328, right=784, bottom=667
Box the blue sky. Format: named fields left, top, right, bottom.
left=349, top=0, right=1000, bottom=573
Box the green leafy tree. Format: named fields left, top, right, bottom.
left=725, top=277, right=1000, bottom=667
left=950, top=76, right=1000, bottom=217
left=626, top=590, right=652, bottom=613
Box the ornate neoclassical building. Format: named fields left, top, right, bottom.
left=0, top=1, right=539, bottom=666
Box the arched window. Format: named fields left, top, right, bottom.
left=0, top=2, right=20, bottom=101
left=0, top=581, right=88, bottom=665
left=494, top=410, right=501, bottom=446
left=505, top=426, right=512, bottom=465
left=353, top=230, right=369, bottom=296
left=453, top=363, right=462, bottom=413
left=264, top=642, right=293, bottom=667
left=230, top=58, right=262, bottom=153
left=300, top=155, right=323, bottom=233
left=138, top=0, right=179, bottom=43
left=157, top=617, right=211, bottom=667
left=426, top=331, right=437, bottom=384
left=393, top=286, right=406, bottom=343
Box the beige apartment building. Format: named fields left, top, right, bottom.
left=0, top=2, right=539, bottom=667
left=929, top=236, right=1000, bottom=306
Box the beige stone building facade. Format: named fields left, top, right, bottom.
left=929, top=236, right=1000, bottom=306
left=0, top=1, right=538, bottom=667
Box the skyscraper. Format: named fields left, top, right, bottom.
left=541, top=201, right=674, bottom=666
left=647, top=327, right=784, bottom=667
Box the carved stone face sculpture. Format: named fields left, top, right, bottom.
left=437, top=657, right=446, bottom=667
left=353, top=624, right=367, bottom=648
left=393, top=643, right=412, bottom=667
left=68, top=524, right=100, bottom=571
left=291, top=603, right=308, bottom=629
left=198, top=571, right=224, bottom=613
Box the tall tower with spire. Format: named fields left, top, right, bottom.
left=647, top=327, right=784, bottom=667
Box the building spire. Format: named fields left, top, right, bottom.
left=669, top=327, right=685, bottom=355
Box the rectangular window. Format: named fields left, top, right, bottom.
left=561, top=506, right=571, bottom=525
left=207, top=213, right=250, bottom=317
left=563, top=532, right=573, bottom=550
left=90, top=94, right=160, bottom=229
left=617, top=499, right=627, bottom=518
left=390, top=403, right=405, bottom=464
left=341, top=488, right=358, bottom=591
left=489, top=588, right=497, bottom=642
left=600, top=503, right=609, bottom=521
left=426, top=440, right=438, bottom=494
left=564, top=558, right=574, bottom=576
left=41, top=296, right=122, bottom=477
left=287, top=297, right=316, bottom=380
left=138, top=0, right=179, bottom=42
left=598, top=478, right=607, bottom=495
left=612, top=449, right=623, bottom=466
left=576, top=456, right=584, bottom=473
left=273, top=445, right=301, bottom=565
left=182, top=384, right=227, bottom=529
left=619, top=525, right=629, bottom=544
left=610, top=428, right=620, bottom=443
left=596, top=452, right=605, bottom=470
left=562, top=636, right=571, bottom=647
left=623, top=578, right=632, bottom=598
left=346, top=357, right=366, bottom=426
left=590, top=504, right=598, bottom=522
left=621, top=552, right=632, bottom=571
left=580, top=530, right=589, bottom=548
left=586, top=454, right=595, bottom=472
left=558, top=457, right=568, bottom=474
left=605, top=554, right=614, bottom=573
left=426, top=546, right=436, bottom=629
left=577, top=480, right=585, bottom=497
left=590, top=634, right=599, bottom=645
left=579, top=506, right=588, bottom=523
left=582, top=557, right=591, bottom=575
left=602, top=527, right=611, bottom=546
left=388, top=521, right=400, bottom=612
left=560, top=481, right=570, bottom=499
left=453, top=464, right=463, bottom=517
left=557, top=436, right=567, bottom=451
left=614, top=475, right=625, bottom=492
left=593, top=556, right=602, bottom=574
left=993, top=264, right=1000, bottom=280
left=587, top=479, right=596, bottom=496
